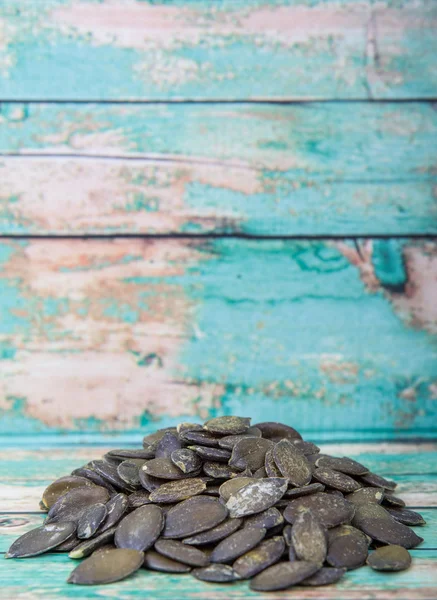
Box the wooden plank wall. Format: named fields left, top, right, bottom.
left=0, top=0, right=436, bottom=439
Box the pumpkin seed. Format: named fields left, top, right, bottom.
left=253, top=466, right=267, bottom=478
left=204, top=416, right=251, bottom=435
left=273, top=440, right=312, bottom=487
left=54, top=536, right=80, bottom=552
left=142, top=428, right=177, bottom=448
left=138, top=469, right=164, bottom=492
left=189, top=445, right=231, bottom=462
left=149, top=478, right=206, bottom=503
left=233, top=536, right=285, bottom=578
left=183, top=518, right=243, bottom=546
left=144, top=550, right=191, bottom=573
left=386, top=507, right=426, bottom=526
left=71, top=467, right=117, bottom=495
left=352, top=504, right=424, bottom=548
left=229, top=438, right=273, bottom=471
left=203, top=462, right=241, bottom=479
left=291, top=440, right=320, bottom=456
left=226, top=478, right=288, bottom=518
left=100, top=493, right=129, bottom=532
left=177, top=422, right=203, bottom=434
left=284, top=492, right=355, bottom=528
left=193, top=564, right=242, bottom=582
left=202, top=484, right=221, bottom=496
left=250, top=561, right=320, bottom=591
left=89, top=460, right=136, bottom=492
left=69, top=527, right=117, bottom=559
left=254, top=422, right=302, bottom=441
left=47, top=486, right=109, bottom=524
left=292, top=510, right=327, bottom=564
left=155, top=432, right=182, bottom=459
left=264, top=448, right=282, bottom=477
left=171, top=448, right=202, bottom=474
left=302, top=566, right=346, bottom=586
left=219, top=477, right=253, bottom=502
left=128, top=490, right=152, bottom=508
left=211, top=527, right=266, bottom=563
left=346, top=487, right=384, bottom=506
left=6, top=522, right=76, bottom=558
left=42, top=476, right=95, bottom=509
left=180, top=429, right=222, bottom=447
left=218, top=429, right=262, bottom=450
left=141, top=457, right=187, bottom=480
left=244, top=507, right=283, bottom=530
left=284, top=483, right=325, bottom=499
left=68, top=548, right=143, bottom=585
left=115, top=505, right=163, bottom=551
left=155, top=539, right=209, bottom=567
left=106, top=448, right=155, bottom=461
left=117, top=460, right=142, bottom=487
left=315, top=455, right=369, bottom=476
left=360, top=472, right=397, bottom=490
left=283, top=524, right=292, bottom=546
left=313, top=467, right=362, bottom=493
left=327, top=525, right=369, bottom=569
left=383, top=493, right=406, bottom=508
left=367, top=545, right=412, bottom=571
left=163, top=496, right=228, bottom=539
left=77, top=503, right=107, bottom=539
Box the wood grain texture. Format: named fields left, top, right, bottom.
left=1, top=0, right=436, bottom=101
left=0, top=102, right=436, bottom=235
left=0, top=237, right=436, bottom=435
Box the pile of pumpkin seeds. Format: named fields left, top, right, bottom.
left=6, top=417, right=426, bottom=590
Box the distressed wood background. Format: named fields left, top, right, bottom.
left=0, top=0, right=436, bottom=439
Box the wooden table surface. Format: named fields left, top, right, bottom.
left=0, top=440, right=436, bottom=599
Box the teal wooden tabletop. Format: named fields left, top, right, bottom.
left=0, top=440, right=436, bottom=599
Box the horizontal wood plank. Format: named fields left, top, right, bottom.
left=0, top=552, right=436, bottom=599
left=1, top=237, right=436, bottom=435
left=0, top=102, right=436, bottom=235
left=1, top=0, right=436, bottom=101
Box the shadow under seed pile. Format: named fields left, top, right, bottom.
left=6, top=417, right=426, bottom=590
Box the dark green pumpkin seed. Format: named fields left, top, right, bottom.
left=229, top=438, right=273, bottom=471
left=149, top=478, right=206, bottom=503
left=283, top=524, right=292, bottom=547
left=202, top=462, right=241, bottom=479
left=264, top=448, right=282, bottom=477
left=346, top=487, right=384, bottom=506
left=155, top=539, right=209, bottom=567
left=142, top=428, right=177, bottom=448
left=244, top=507, right=283, bottom=530
left=313, top=467, right=362, bottom=493
left=204, top=416, right=251, bottom=435
left=233, top=536, right=285, bottom=579
left=292, top=510, right=327, bottom=564
left=211, top=527, right=266, bottom=563
left=180, top=430, right=222, bottom=447
left=315, top=456, right=369, bottom=476
left=218, top=428, right=262, bottom=450
left=143, top=550, right=191, bottom=573
left=68, top=548, right=143, bottom=585
left=117, top=461, right=142, bottom=487
left=254, top=422, right=302, bottom=441
left=292, top=440, right=320, bottom=456
left=138, top=469, right=164, bottom=492
left=106, top=448, right=154, bottom=461
left=325, top=489, right=344, bottom=497
left=327, top=526, right=369, bottom=569
left=89, top=460, right=136, bottom=492
left=115, top=505, right=164, bottom=551
left=352, top=504, right=423, bottom=548
left=141, top=458, right=186, bottom=480
left=189, top=445, right=231, bottom=462
left=250, top=560, right=319, bottom=591
left=42, top=476, right=95, bottom=509
left=219, top=477, right=253, bottom=502
left=273, top=440, right=312, bottom=487
left=100, top=493, right=129, bottom=532
left=386, top=507, right=426, bottom=526
left=69, top=527, right=117, bottom=559
left=360, top=472, right=397, bottom=490
left=47, top=486, right=109, bottom=524
left=302, top=566, right=346, bottom=586
left=383, top=493, right=406, bottom=508
left=226, top=478, right=288, bottom=518
left=71, top=467, right=117, bottom=495
left=284, top=483, right=325, bottom=499
left=163, top=496, right=228, bottom=539
left=193, top=564, right=242, bottom=582
left=284, top=492, right=355, bottom=528
left=367, top=545, right=412, bottom=571
left=253, top=467, right=267, bottom=478
left=171, top=448, right=202, bottom=474
left=54, top=536, right=80, bottom=552
left=77, top=503, right=107, bottom=539
left=177, top=422, right=203, bottom=434
left=155, top=432, right=182, bottom=459
left=6, top=522, right=76, bottom=558
left=202, top=484, right=221, bottom=496
left=128, top=490, right=152, bottom=508
left=182, top=518, right=242, bottom=546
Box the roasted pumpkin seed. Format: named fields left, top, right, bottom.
left=77, top=503, right=107, bottom=539
left=284, top=492, right=355, bottom=528
left=211, top=527, right=266, bottom=563
left=6, top=522, right=76, bottom=558
left=302, top=566, right=346, bottom=586
left=204, top=416, right=251, bottom=435
left=144, top=550, right=191, bottom=573
left=313, top=467, right=361, bottom=493
left=284, top=483, right=325, bottom=499
left=226, top=478, right=288, bottom=518
left=171, top=448, right=202, bottom=474
left=250, top=560, right=319, bottom=591
left=100, top=493, right=129, bottom=532
left=155, top=539, right=209, bottom=567
left=254, top=422, right=302, bottom=441
left=149, top=478, right=206, bottom=503
left=233, top=536, right=285, bottom=579
left=42, top=476, right=95, bottom=509
left=367, top=545, right=412, bottom=571
left=115, top=505, right=164, bottom=551
left=219, top=477, right=253, bottom=502
left=189, top=445, right=231, bottom=462
left=128, top=490, right=152, bottom=508
left=69, top=527, right=117, bottom=559
left=315, top=456, right=369, bottom=476
left=47, top=486, right=109, bottom=524
left=193, top=564, right=242, bottom=582
left=352, top=504, right=423, bottom=548
left=327, top=525, right=369, bottom=569
left=141, top=458, right=186, bottom=480
left=386, top=506, right=426, bottom=526
left=244, top=507, right=283, bottom=530
left=229, top=437, right=273, bottom=472
left=68, top=548, right=143, bottom=584
left=291, top=510, right=327, bottom=564
left=163, top=496, right=228, bottom=539
left=273, top=440, right=312, bottom=487
left=182, top=518, right=242, bottom=546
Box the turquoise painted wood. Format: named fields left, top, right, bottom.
left=0, top=238, right=436, bottom=437
left=1, top=0, right=436, bottom=101
left=0, top=102, right=436, bottom=235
